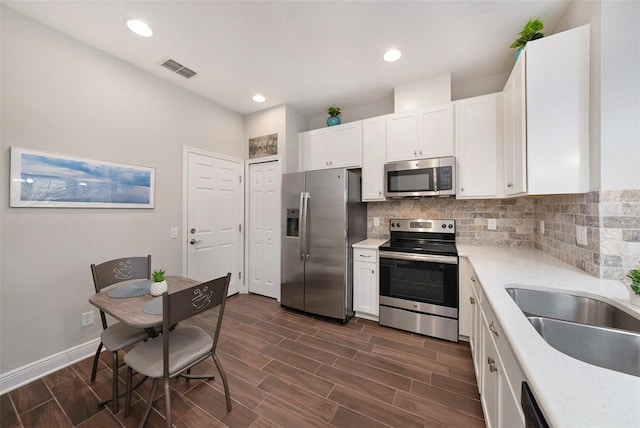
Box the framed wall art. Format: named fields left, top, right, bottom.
left=10, top=147, right=155, bottom=208
left=248, top=133, right=278, bottom=159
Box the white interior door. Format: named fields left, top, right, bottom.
left=186, top=150, right=243, bottom=295
left=248, top=161, right=281, bottom=299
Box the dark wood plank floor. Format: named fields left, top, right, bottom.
left=1, top=293, right=485, bottom=427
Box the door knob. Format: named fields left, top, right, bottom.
left=190, top=239, right=202, bottom=245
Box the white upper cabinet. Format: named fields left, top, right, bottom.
left=362, top=116, right=387, bottom=201
left=503, top=53, right=527, bottom=195
left=503, top=24, right=590, bottom=196
left=386, top=103, right=454, bottom=162
left=301, top=121, right=362, bottom=171
left=455, top=93, right=503, bottom=199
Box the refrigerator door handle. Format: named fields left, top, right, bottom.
left=299, top=192, right=305, bottom=261
left=302, top=192, right=310, bottom=260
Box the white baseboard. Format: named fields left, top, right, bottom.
left=0, top=338, right=101, bottom=395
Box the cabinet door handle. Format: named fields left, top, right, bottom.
left=371, top=270, right=375, bottom=274
left=470, top=297, right=476, bottom=304
left=507, top=183, right=514, bottom=188
left=487, top=357, right=495, bottom=365
left=470, top=277, right=476, bottom=283
left=488, top=321, right=499, bottom=337
left=489, top=363, right=498, bottom=373
left=359, top=254, right=372, bottom=258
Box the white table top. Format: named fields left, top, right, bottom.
left=352, top=238, right=388, bottom=249
left=458, top=245, right=640, bottom=428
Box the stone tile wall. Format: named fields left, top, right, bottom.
left=367, top=197, right=535, bottom=247
left=599, top=189, right=640, bottom=279
left=533, top=192, right=601, bottom=277
left=366, top=189, right=640, bottom=280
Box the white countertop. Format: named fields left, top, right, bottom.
left=458, top=245, right=640, bottom=428
left=352, top=238, right=388, bottom=249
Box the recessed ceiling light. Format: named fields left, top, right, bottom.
left=252, top=94, right=266, bottom=103
left=125, top=18, right=153, bottom=37
left=383, top=49, right=402, bottom=62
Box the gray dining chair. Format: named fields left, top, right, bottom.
left=124, top=273, right=232, bottom=428
left=90, top=255, right=152, bottom=413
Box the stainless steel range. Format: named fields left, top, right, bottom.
left=378, top=219, right=459, bottom=342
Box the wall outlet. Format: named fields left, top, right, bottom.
left=81, top=311, right=94, bottom=327
left=540, top=220, right=545, bottom=235
left=576, top=225, right=587, bottom=246
left=373, top=217, right=380, bottom=227
left=170, top=227, right=178, bottom=239
left=487, top=218, right=497, bottom=230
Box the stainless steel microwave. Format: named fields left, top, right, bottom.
left=384, top=156, right=456, bottom=198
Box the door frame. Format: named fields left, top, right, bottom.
left=182, top=146, right=245, bottom=291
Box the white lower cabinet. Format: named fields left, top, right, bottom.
left=458, top=256, right=473, bottom=339
left=472, top=276, right=525, bottom=428
left=353, top=248, right=379, bottom=319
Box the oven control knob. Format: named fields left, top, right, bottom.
left=392, top=223, right=397, bottom=228
left=441, top=224, right=446, bottom=229
left=448, top=224, right=453, bottom=229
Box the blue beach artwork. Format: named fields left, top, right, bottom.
left=19, top=153, right=151, bottom=204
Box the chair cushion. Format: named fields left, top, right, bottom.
left=123, top=326, right=213, bottom=379
left=101, top=322, right=149, bottom=351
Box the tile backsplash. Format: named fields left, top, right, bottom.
left=367, top=197, right=534, bottom=247
left=367, top=189, right=640, bottom=280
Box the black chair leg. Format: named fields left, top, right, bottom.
left=139, top=378, right=158, bottom=428
left=164, top=378, right=172, bottom=428
left=125, top=367, right=133, bottom=419
left=213, top=354, right=232, bottom=412
left=90, top=342, right=103, bottom=382
left=111, top=351, right=120, bottom=413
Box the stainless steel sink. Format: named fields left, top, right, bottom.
left=505, top=287, right=640, bottom=333
left=528, top=317, right=640, bottom=377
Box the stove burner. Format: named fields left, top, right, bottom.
left=381, top=218, right=458, bottom=256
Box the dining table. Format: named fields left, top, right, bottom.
left=89, top=275, right=199, bottom=336
left=88, top=275, right=200, bottom=409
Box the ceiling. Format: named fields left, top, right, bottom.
left=4, top=1, right=571, bottom=118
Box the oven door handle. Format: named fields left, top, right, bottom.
left=379, top=251, right=458, bottom=265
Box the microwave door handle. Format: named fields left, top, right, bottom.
left=433, top=167, right=438, bottom=193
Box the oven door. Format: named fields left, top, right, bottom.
left=379, top=251, right=458, bottom=318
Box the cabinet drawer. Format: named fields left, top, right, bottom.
left=354, top=248, right=377, bottom=262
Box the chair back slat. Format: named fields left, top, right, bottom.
left=91, top=255, right=151, bottom=291
left=164, top=274, right=230, bottom=326
left=161, top=273, right=231, bottom=377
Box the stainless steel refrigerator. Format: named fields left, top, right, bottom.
left=281, top=168, right=367, bottom=322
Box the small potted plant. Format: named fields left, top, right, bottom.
left=150, top=269, right=168, bottom=296
left=510, top=18, right=544, bottom=60
left=626, top=267, right=640, bottom=307
left=327, top=106, right=341, bottom=127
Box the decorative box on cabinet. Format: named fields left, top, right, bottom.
left=386, top=103, right=453, bottom=162
left=353, top=247, right=379, bottom=320
left=301, top=121, right=362, bottom=171
left=503, top=24, right=590, bottom=196
left=455, top=93, right=503, bottom=199
left=362, top=116, right=387, bottom=202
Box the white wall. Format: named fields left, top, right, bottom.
left=0, top=7, right=244, bottom=375
left=599, top=0, right=640, bottom=190
left=307, top=98, right=394, bottom=130
left=556, top=0, right=640, bottom=191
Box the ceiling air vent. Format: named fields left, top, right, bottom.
left=160, top=58, right=197, bottom=79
